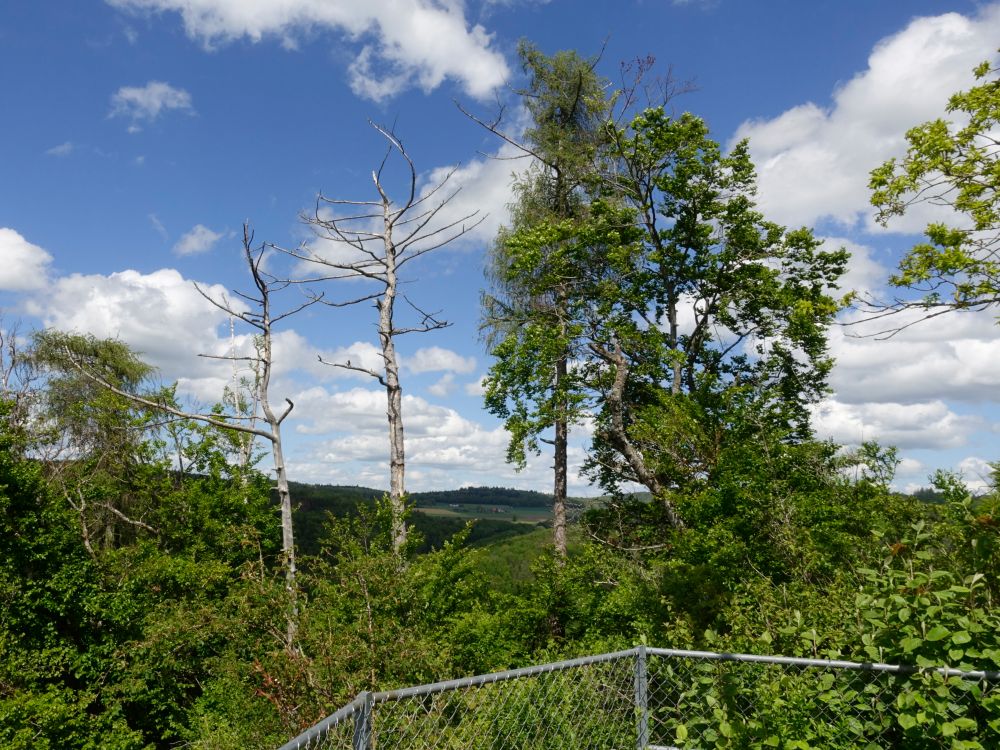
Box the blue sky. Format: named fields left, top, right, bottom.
left=2, top=0, right=999, bottom=493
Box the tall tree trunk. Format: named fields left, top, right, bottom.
left=259, top=325, right=298, bottom=649
left=380, top=239, right=407, bottom=554
left=602, top=341, right=684, bottom=530
left=553, top=355, right=568, bottom=560
left=269, top=428, right=297, bottom=647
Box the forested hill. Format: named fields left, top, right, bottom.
left=288, top=482, right=563, bottom=554
left=289, top=482, right=557, bottom=511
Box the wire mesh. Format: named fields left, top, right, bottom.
left=278, top=695, right=364, bottom=750
left=278, top=647, right=1000, bottom=750
left=371, top=656, right=637, bottom=749
left=645, top=651, right=1000, bottom=749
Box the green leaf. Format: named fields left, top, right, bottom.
left=925, top=625, right=950, bottom=642
left=901, top=637, right=923, bottom=653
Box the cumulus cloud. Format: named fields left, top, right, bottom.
left=956, top=456, right=996, bottom=492
left=427, top=373, right=456, bottom=397
left=270, top=333, right=387, bottom=383
left=287, top=385, right=595, bottom=492
left=733, top=6, right=1000, bottom=230
left=405, top=346, right=475, bottom=374
left=464, top=375, right=487, bottom=397
left=416, top=139, right=528, bottom=247
left=829, top=306, right=1000, bottom=406
left=811, top=399, right=982, bottom=451
left=105, top=0, right=509, bottom=101
left=20, top=264, right=397, bottom=402
left=110, top=81, right=194, bottom=129
left=172, top=224, right=224, bottom=255
left=824, top=236, right=887, bottom=299
left=0, top=228, right=53, bottom=291
left=25, top=268, right=239, bottom=392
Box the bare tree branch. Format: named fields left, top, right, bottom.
left=269, top=121, right=483, bottom=554
left=316, top=355, right=388, bottom=387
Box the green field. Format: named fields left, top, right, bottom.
left=418, top=504, right=553, bottom=523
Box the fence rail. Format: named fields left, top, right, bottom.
left=278, top=646, right=1000, bottom=749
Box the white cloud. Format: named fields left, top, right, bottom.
left=811, top=399, right=981, bottom=451
left=173, top=224, right=224, bottom=255
left=829, top=306, right=1000, bottom=405
left=405, top=345, right=475, bottom=374
left=417, top=139, right=528, bottom=247
left=25, top=268, right=239, bottom=393
left=823, top=236, right=887, bottom=299
left=0, top=228, right=53, bottom=291
left=427, top=372, right=456, bottom=397
left=957, top=456, right=996, bottom=492
left=105, top=0, right=510, bottom=101
left=464, top=375, right=486, bottom=397
left=733, top=6, right=1000, bottom=230
left=287, top=385, right=595, bottom=492
left=45, top=141, right=74, bottom=157
left=21, top=264, right=393, bottom=403
left=110, top=81, right=194, bottom=128
left=271, top=333, right=385, bottom=383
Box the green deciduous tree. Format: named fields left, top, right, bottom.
left=585, top=107, right=847, bottom=525
left=869, top=55, right=1000, bottom=325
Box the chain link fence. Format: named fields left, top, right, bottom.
left=278, top=647, right=1000, bottom=749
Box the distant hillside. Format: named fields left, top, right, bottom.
left=413, top=486, right=554, bottom=508
left=287, top=482, right=555, bottom=556
left=288, top=482, right=562, bottom=510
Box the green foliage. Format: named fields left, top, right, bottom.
left=586, top=107, right=847, bottom=495
left=7, top=45, right=1000, bottom=750
left=481, top=43, right=615, bottom=492
left=870, top=55, right=1000, bottom=312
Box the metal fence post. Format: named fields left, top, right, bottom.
left=353, top=691, right=373, bottom=750
left=634, top=645, right=649, bottom=750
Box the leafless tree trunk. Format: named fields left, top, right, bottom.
left=194, top=226, right=318, bottom=649
left=280, top=122, right=482, bottom=555
left=66, top=225, right=315, bottom=651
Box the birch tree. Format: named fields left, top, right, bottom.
left=283, top=123, right=481, bottom=554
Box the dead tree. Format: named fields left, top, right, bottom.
left=280, top=122, right=482, bottom=554
left=65, top=225, right=316, bottom=651
left=194, top=225, right=321, bottom=648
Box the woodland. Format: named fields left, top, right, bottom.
left=2, top=45, right=1000, bottom=748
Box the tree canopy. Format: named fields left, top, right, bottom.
left=869, top=56, right=1000, bottom=322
